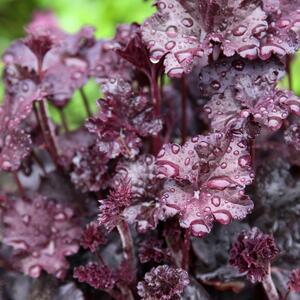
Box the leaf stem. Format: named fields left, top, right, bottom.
left=13, top=171, right=25, bottom=198
left=59, top=108, right=69, bottom=132
left=37, top=101, right=60, bottom=166
left=149, top=68, right=162, bottom=154
left=117, top=220, right=135, bottom=264
left=181, top=228, right=191, bottom=270
left=79, top=87, right=92, bottom=117
left=116, top=220, right=135, bottom=300
left=262, top=264, right=279, bottom=300
left=181, top=75, right=187, bottom=144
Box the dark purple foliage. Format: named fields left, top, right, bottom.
left=74, top=263, right=116, bottom=290
left=80, top=221, right=107, bottom=253
left=157, top=131, right=254, bottom=237
left=288, top=268, right=300, bottom=293
left=1, top=1, right=300, bottom=299
left=229, top=227, right=279, bottom=283
left=137, top=265, right=189, bottom=300
left=1, top=194, right=82, bottom=279
left=98, top=178, right=133, bottom=232
left=138, top=237, right=171, bottom=263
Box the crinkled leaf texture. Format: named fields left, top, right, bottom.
left=198, top=55, right=300, bottom=131
left=137, top=265, right=189, bottom=300
left=112, top=154, right=164, bottom=233
left=0, top=96, right=34, bottom=171
left=2, top=194, right=82, bottom=279
left=86, top=79, right=162, bottom=159
left=229, top=227, right=279, bottom=283
left=157, top=131, right=254, bottom=237
left=142, top=0, right=269, bottom=77
left=2, top=12, right=94, bottom=107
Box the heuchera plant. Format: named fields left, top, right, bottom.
left=1, top=1, right=300, bottom=299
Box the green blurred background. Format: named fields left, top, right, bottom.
left=0, top=0, right=299, bottom=128
left=0, top=0, right=155, bottom=128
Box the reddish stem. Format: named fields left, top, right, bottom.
left=286, top=55, right=293, bottom=91
left=117, top=220, right=136, bottom=277
left=13, top=171, right=26, bottom=198
left=80, top=87, right=92, bottom=117
left=149, top=68, right=163, bottom=154
left=262, top=264, right=279, bottom=300
left=32, top=151, right=47, bottom=176
left=38, top=101, right=60, bottom=166
left=181, top=228, right=191, bottom=270
left=116, top=220, right=135, bottom=300
left=59, top=108, right=69, bottom=132
left=181, top=76, right=187, bottom=144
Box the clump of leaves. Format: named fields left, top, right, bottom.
left=1, top=2, right=300, bottom=299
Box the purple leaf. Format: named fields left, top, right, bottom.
left=74, top=263, right=116, bottom=290
left=2, top=194, right=82, bottom=279
left=288, top=268, right=300, bottom=293
left=198, top=56, right=300, bottom=131
left=137, top=265, right=189, bottom=300
left=86, top=79, right=162, bottom=159
left=142, top=0, right=268, bottom=77
left=157, top=131, right=254, bottom=237
left=229, top=227, right=279, bottom=283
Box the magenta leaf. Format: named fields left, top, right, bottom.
left=260, top=0, right=300, bottom=59
left=71, top=144, right=109, bottom=192
left=198, top=56, right=300, bottom=131
left=0, top=96, right=34, bottom=171
left=2, top=194, right=82, bottom=279
left=142, top=0, right=268, bottom=77
left=112, top=155, right=164, bottom=232
left=86, top=79, right=162, bottom=159
left=157, top=131, right=254, bottom=237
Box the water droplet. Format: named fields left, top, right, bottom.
left=1, top=161, right=12, bottom=170
left=165, top=41, right=176, bottom=50
left=167, top=67, right=184, bottom=77
left=278, top=19, right=290, bottom=28
left=232, top=60, right=245, bottom=71
left=150, top=49, right=165, bottom=63
left=238, top=155, right=251, bottom=168
left=210, top=80, right=220, bottom=90
left=252, top=24, right=267, bottom=36
left=211, top=196, right=221, bottom=207
left=268, top=118, right=280, bottom=129
left=54, top=212, right=66, bottom=221
left=29, top=265, right=42, bottom=278
left=184, top=158, right=190, bottom=166
left=207, top=176, right=233, bottom=190
left=157, top=1, right=166, bottom=10
left=238, top=45, right=257, bottom=59
left=171, top=144, right=180, bottom=154
left=157, top=148, right=165, bottom=158
left=232, top=25, right=247, bottom=36
left=22, top=82, right=29, bottom=92
left=213, top=210, right=232, bottom=225
left=44, top=240, right=56, bottom=256
left=181, top=18, right=193, bottom=28
left=22, top=214, right=31, bottom=224
left=220, top=162, right=227, bottom=169
left=166, top=26, right=178, bottom=38
left=3, top=52, right=15, bottom=64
